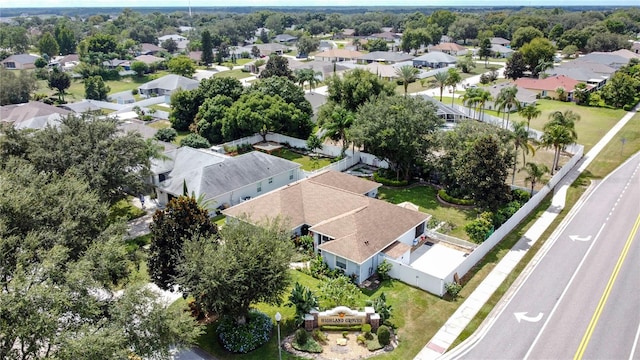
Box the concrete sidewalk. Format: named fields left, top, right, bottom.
left=415, top=104, right=638, bottom=360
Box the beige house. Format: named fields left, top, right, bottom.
left=314, top=49, right=363, bottom=62
left=224, top=171, right=430, bottom=284
left=1, top=54, right=39, bottom=70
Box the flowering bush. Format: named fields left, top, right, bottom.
left=217, top=310, right=273, bottom=353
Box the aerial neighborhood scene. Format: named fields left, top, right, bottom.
left=1, top=1, right=640, bottom=359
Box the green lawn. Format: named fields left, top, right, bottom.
left=441, top=98, right=626, bottom=153
left=272, top=148, right=334, bottom=171
left=585, top=112, right=640, bottom=178
left=377, top=186, right=477, bottom=240
left=108, top=197, right=146, bottom=224
left=148, top=120, right=171, bottom=130
left=213, top=69, right=254, bottom=80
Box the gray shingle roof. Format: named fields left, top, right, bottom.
left=1, top=53, right=39, bottom=65
left=0, top=101, right=70, bottom=124
left=357, top=51, right=414, bottom=63
left=138, top=74, right=199, bottom=92
left=197, top=151, right=300, bottom=200
left=413, top=52, right=457, bottom=63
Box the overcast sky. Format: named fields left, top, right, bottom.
left=2, top=0, right=638, bottom=8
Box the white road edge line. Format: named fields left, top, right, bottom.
left=523, top=222, right=606, bottom=360
left=629, top=319, right=640, bottom=360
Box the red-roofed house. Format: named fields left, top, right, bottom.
left=515, top=75, right=587, bottom=102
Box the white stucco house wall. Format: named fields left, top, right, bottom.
left=224, top=170, right=430, bottom=284
left=150, top=147, right=302, bottom=212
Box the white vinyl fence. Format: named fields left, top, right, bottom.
left=445, top=144, right=584, bottom=284
left=386, top=258, right=445, bottom=295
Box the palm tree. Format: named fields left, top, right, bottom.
left=495, top=86, right=520, bottom=129
left=462, top=87, right=480, bottom=117
left=434, top=71, right=449, bottom=102
left=294, top=68, right=316, bottom=92
left=518, top=103, right=541, bottom=132
left=519, top=162, right=549, bottom=195
left=320, top=105, right=355, bottom=158
left=511, top=121, right=536, bottom=184
left=555, top=86, right=567, bottom=102
left=353, top=38, right=361, bottom=51
left=540, top=123, right=574, bottom=174
left=547, top=110, right=580, bottom=138
left=396, top=65, right=420, bottom=95
left=445, top=68, right=462, bottom=107
left=476, top=89, right=492, bottom=120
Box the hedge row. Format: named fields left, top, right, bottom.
left=438, top=189, right=475, bottom=206
left=373, top=172, right=408, bottom=187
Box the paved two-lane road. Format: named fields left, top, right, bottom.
left=451, top=152, right=640, bottom=360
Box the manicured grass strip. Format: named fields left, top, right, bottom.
left=213, top=69, right=254, bottom=80
left=271, top=148, right=333, bottom=171
left=378, top=186, right=477, bottom=240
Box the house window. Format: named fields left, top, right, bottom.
left=268, top=177, right=273, bottom=184
left=257, top=181, right=262, bottom=193
left=336, top=256, right=347, bottom=270
left=5, top=62, right=15, bottom=69
left=289, top=170, right=294, bottom=180
left=320, top=234, right=332, bottom=244
left=415, top=222, right=425, bottom=238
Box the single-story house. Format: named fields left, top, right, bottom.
left=631, top=42, right=640, bottom=55
left=429, top=42, right=468, bottom=56
left=0, top=101, right=70, bottom=130
left=577, top=52, right=630, bottom=69
left=224, top=170, right=430, bottom=284
left=60, top=100, right=102, bottom=114
left=314, top=49, right=363, bottom=63
left=288, top=59, right=349, bottom=81
left=255, top=43, right=290, bottom=56
left=367, top=31, right=399, bottom=42
left=134, top=54, right=164, bottom=65
left=356, top=51, right=414, bottom=65
left=363, top=62, right=398, bottom=80
left=412, top=52, right=457, bottom=69
left=483, top=83, right=538, bottom=111
left=138, top=74, right=199, bottom=98
left=547, top=60, right=615, bottom=90
left=416, top=95, right=469, bottom=123
left=1, top=54, right=39, bottom=70
left=103, top=59, right=131, bottom=70
left=274, top=34, right=297, bottom=43
left=158, top=34, right=187, bottom=44
left=50, top=54, right=80, bottom=70
left=152, top=148, right=302, bottom=210
left=611, top=48, right=640, bottom=60
left=490, top=37, right=511, bottom=47
left=139, top=43, right=163, bottom=55
left=187, top=51, right=203, bottom=63
left=318, top=40, right=333, bottom=52
left=119, top=118, right=177, bottom=152
left=490, top=44, right=514, bottom=58
left=515, top=75, right=586, bottom=102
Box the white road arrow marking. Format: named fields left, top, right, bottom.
left=570, top=235, right=592, bottom=242
left=514, top=312, right=544, bottom=323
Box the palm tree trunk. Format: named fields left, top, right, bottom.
left=512, top=146, right=517, bottom=185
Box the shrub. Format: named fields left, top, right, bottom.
left=180, top=133, right=211, bottom=149
left=131, top=88, right=138, bottom=95
left=342, top=331, right=349, bottom=339
left=373, top=171, right=408, bottom=187
left=493, top=201, right=522, bottom=227
left=376, top=260, right=392, bottom=281
left=366, top=293, right=392, bottom=324
left=295, top=328, right=309, bottom=345
left=362, top=324, right=372, bottom=334
left=292, top=337, right=323, bottom=353
left=367, top=336, right=383, bottom=351
left=377, top=325, right=391, bottom=346
left=321, top=325, right=362, bottom=331
left=465, top=212, right=494, bottom=244
left=445, top=282, right=463, bottom=300
left=216, top=310, right=272, bottom=353
left=438, top=189, right=475, bottom=206
left=357, top=334, right=366, bottom=345
left=154, top=127, right=178, bottom=142
left=312, top=329, right=328, bottom=344
left=512, top=189, right=530, bottom=203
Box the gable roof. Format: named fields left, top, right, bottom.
left=156, top=150, right=300, bottom=201
left=0, top=101, right=70, bottom=125
left=309, top=170, right=380, bottom=195
left=138, top=74, right=199, bottom=92
left=369, top=31, right=398, bottom=41
left=484, top=82, right=538, bottom=105
left=152, top=146, right=227, bottom=183
left=357, top=51, right=414, bottom=63
left=61, top=100, right=101, bottom=113
left=490, top=37, right=510, bottom=45
left=430, top=42, right=467, bottom=52
left=274, top=34, right=297, bottom=42
left=1, top=53, right=39, bottom=65
left=223, top=173, right=429, bottom=264
left=416, top=95, right=468, bottom=118
left=315, top=49, right=363, bottom=59
left=364, top=62, right=398, bottom=78
left=158, top=34, right=186, bottom=42
left=515, top=75, right=582, bottom=92
left=140, top=43, right=163, bottom=53
left=491, top=44, right=514, bottom=54
left=413, top=52, right=457, bottom=63
left=134, top=54, right=164, bottom=65
left=611, top=48, right=640, bottom=60
left=578, top=52, right=629, bottom=68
